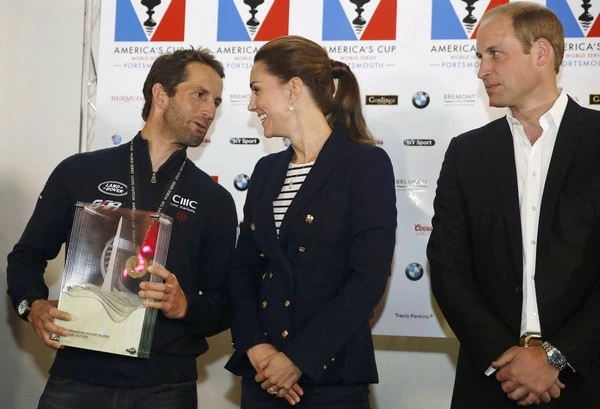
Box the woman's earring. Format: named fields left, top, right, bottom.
left=288, top=101, right=294, bottom=111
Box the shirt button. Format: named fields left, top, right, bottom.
left=258, top=252, right=265, bottom=258
left=298, top=246, right=306, bottom=253
left=531, top=240, right=536, bottom=245
left=305, top=214, right=314, bottom=224
left=268, top=272, right=274, bottom=279
left=322, top=364, right=328, bottom=370
left=532, top=172, right=537, bottom=177
left=531, top=206, right=536, bottom=211
left=281, top=330, right=289, bottom=338
left=250, top=223, right=256, bottom=231
left=284, top=300, right=291, bottom=307
left=261, top=301, right=267, bottom=308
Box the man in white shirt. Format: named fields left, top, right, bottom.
left=427, top=2, right=600, bottom=408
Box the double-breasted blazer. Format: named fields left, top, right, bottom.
left=226, top=125, right=397, bottom=385
left=427, top=97, right=600, bottom=408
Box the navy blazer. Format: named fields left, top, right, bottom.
left=226, top=125, right=397, bottom=385
left=427, top=98, right=600, bottom=408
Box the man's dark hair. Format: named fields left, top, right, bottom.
left=141, top=47, right=225, bottom=121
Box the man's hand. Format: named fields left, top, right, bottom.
left=27, top=299, right=70, bottom=350
left=493, top=345, right=563, bottom=406
left=139, top=265, right=187, bottom=319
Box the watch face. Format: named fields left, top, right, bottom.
left=17, top=299, right=29, bottom=316
left=548, top=348, right=567, bottom=369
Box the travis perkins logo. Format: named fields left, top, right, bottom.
left=366, top=95, right=398, bottom=105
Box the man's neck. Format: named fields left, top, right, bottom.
left=140, top=126, right=183, bottom=171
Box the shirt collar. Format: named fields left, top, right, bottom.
left=506, top=91, right=568, bottom=129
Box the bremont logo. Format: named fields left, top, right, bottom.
left=366, top=95, right=398, bottom=105
left=590, top=94, right=600, bottom=105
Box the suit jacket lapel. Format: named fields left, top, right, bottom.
left=253, top=146, right=295, bottom=266
left=490, top=119, right=523, bottom=279
left=278, top=126, right=347, bottom=240
left=537, top=98, right=584, bottom=247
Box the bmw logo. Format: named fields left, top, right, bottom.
left=412, top=91, right=430, bottom=109
left=234, top=174, right=250, bottom=191
left=405, top=262, right=424, bottom=281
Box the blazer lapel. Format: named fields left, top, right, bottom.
left=253, top=147, right=295, bottom=267
left=537, top=98, right=585, bottom=247
left=490, top=119, right=523, bottom=279
left=278, top=126, right=347, bottom=240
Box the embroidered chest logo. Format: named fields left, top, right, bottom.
left=171, top=194, right=197, bottom=214
left=98, top=181, right=129, bottom=197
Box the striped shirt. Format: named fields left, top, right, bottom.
left=273, top=161, right=314, bottom=236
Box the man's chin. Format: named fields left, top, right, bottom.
left=186, top=135, right=206, bottom=147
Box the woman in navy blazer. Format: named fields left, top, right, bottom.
left=225, top=35, right=397, bottom=408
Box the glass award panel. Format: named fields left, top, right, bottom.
left=54, top=202, right=172, bottom=358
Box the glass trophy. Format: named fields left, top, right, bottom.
left=54, top=203, right=173, bottom=358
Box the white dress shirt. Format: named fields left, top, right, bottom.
left=509, top=92, right=568, bottom=337
left=485, top=92, right=568, bottom=376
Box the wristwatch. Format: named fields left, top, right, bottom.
left=542, top=341, right=568, bottom=371
left=17, top=298, right=39, bottom=321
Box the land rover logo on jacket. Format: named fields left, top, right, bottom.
left=98, top=181, right=128, bottom=196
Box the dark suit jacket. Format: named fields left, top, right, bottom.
left=225, top=125, right=397, bottom=385
left=427, top=98, right=600, bottom=408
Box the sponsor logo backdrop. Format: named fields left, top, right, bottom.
left=94, top=0, right=600, bottom=337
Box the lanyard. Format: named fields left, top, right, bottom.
left=124, top=138, right=186, bottom=280
left=129, top=138, right=187, bottom=213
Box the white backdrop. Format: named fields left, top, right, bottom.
left=2, top=1, right=599, bottom=408
left=92, top=0, right=600, bottom=338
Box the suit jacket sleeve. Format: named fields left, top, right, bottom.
left=427, top=136, right=515, bottom=373
left=180, top=189, right=238, bottom=337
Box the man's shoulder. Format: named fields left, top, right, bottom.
left=183, top=161, right=234, bottom=202
left=59, top=145, right=127, bottom=168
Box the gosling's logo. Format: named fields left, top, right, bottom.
left=548, top=0, right=600, bottom=38
left=98, top=181, right=128, bottom=197
left=217, top=0, right=289, bottom=41
left=431, top=0, right=508, bottom=40
left=366, top=95, right=398, bottom=105
left=323, top=0, right=397, bottom=41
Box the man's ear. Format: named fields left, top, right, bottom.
left=534, top=38, right=552, bottom=68
left=152, top=83, right=168, bottom=110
